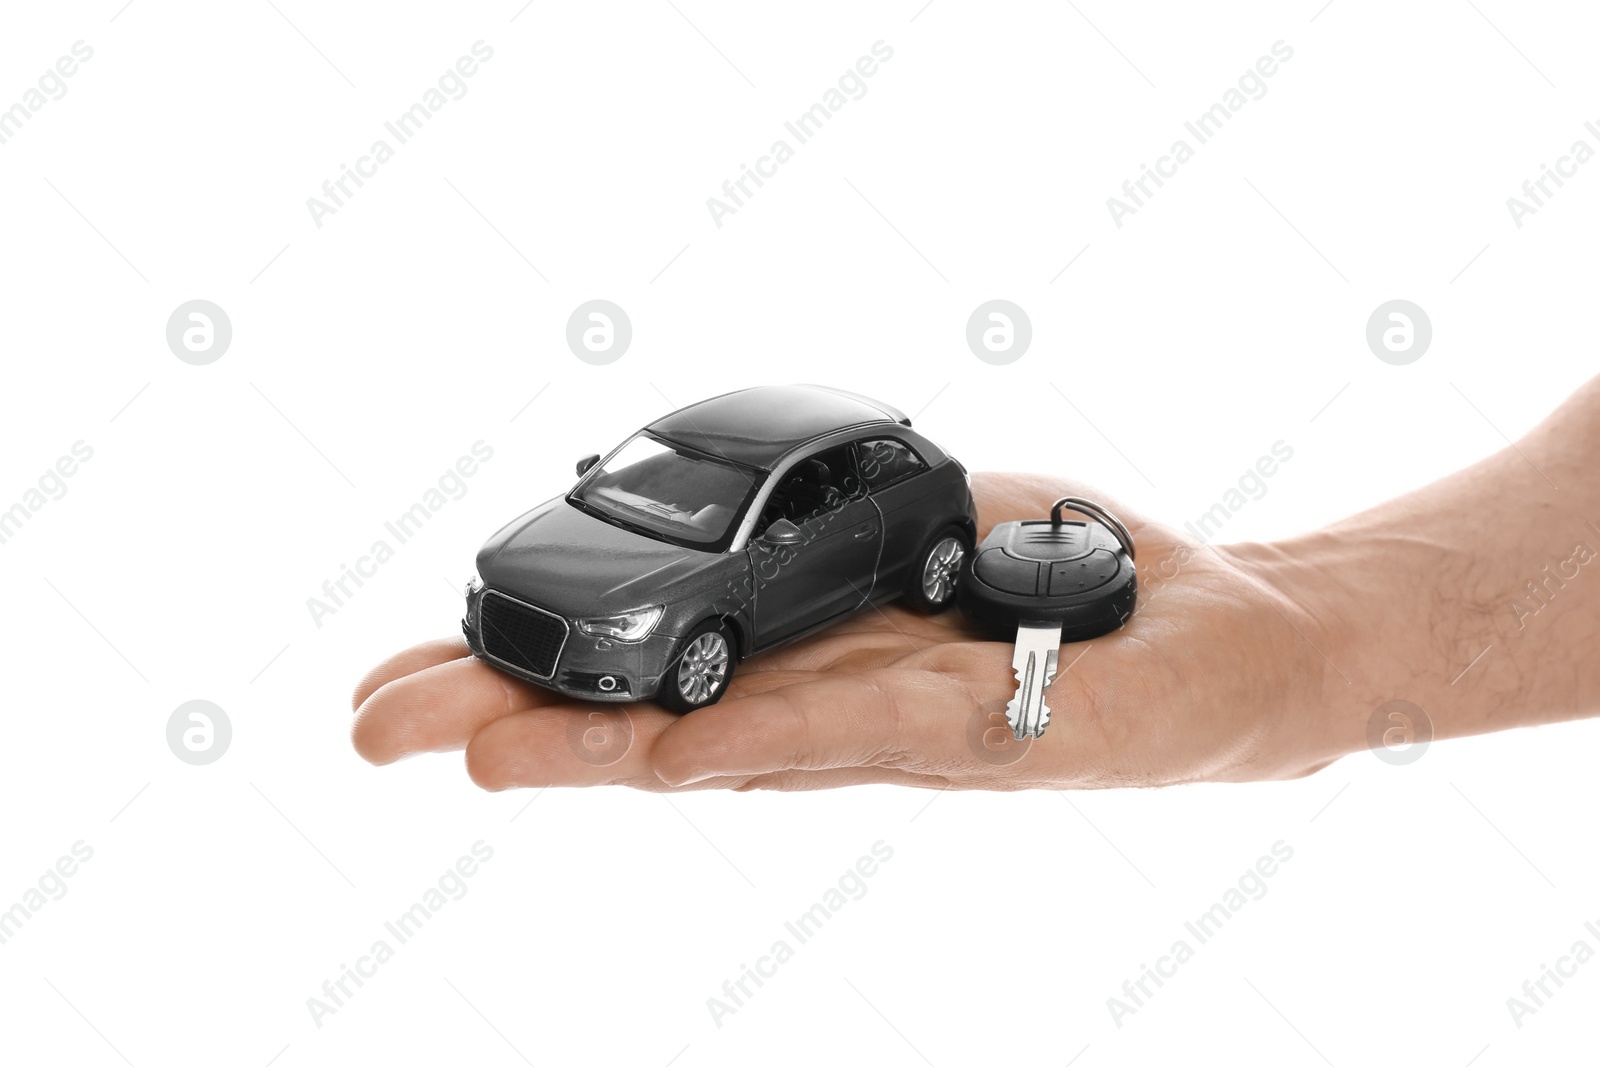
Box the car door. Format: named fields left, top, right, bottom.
left=747, top=442, right=883, bottom=646
left=855, top=435, right=933, bottom=589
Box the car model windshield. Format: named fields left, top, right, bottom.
left=570, top=433, right=762, bottom=551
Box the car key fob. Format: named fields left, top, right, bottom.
left=957, top=496, right=1137, bottom=643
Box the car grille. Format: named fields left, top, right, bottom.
left=479, top=591, right=568, bottom=679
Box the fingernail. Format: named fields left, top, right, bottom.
left=658, top=767, right=714, bottom=787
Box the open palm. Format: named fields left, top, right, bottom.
left=352, top=473, right=1335, bottom=791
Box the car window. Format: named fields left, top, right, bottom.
left=571, top=433, right=761, bottom=551
left=753, top=443, right=864, bottom=536
left=857, top=437, right=927, bottom=490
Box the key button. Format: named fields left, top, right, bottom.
left=975, top=549, right=1041, bottom=595
left=1047, top=549, right=1121, bottom=596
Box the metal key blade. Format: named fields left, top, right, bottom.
left=1004, top=622, right=1061, bottom=740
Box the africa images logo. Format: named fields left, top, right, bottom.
left=1106, top=40, right=1294, bottom=228
left=705, top=41, right=894, bottom=228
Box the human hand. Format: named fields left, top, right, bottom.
left=352, top=472, right=1349, bottom=791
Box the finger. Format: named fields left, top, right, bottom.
left=464, top=659, right=1003, bottom=790
left=353, top=655, right=555, bottom=765
left=464, top=702, right=679, bottom=789
left=727, top=767, right=952, bottom=792
left=351, top=636, right=470, bottom=711
left=650, top=667, right=974, bottom=786
left=461, top=668, right=901, bottom=790
left=464, top=710, right=944, bottom=792
left=723, top=668, right=825, bottom=698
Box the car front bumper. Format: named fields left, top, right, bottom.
left=462, top=586, right=679, bottom=702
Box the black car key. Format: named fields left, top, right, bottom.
left=957, top=496, right=1137, bottom=738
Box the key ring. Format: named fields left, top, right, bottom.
left=1049, top=496, right=1136, bottom=561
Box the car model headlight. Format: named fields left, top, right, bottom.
left=464, top=572, right=485, bottom=598
left=577, top=606, right=663, bottom=642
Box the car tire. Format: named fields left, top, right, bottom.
left=657, top=618, right=736, bottom=713
left=903, top=525, right=970, bottom=613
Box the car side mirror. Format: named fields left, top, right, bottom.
left=759, top=518, right=804, bottom=546
left=576, top=453, right=601, bottom=476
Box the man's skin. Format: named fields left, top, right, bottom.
left=352, top=375, right=1600, bottom=791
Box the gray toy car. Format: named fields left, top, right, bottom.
left=462, top=384, right=977, bottom=711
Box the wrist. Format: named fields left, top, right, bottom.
left=1217, top=530, right=1437, bottom=767
left=1223, top=485, right=1599, bottom=764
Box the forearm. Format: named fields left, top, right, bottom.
left=1232, top=375, right=1600, bottom=761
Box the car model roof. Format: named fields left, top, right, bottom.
left=646, top=385, right=909, bottom=469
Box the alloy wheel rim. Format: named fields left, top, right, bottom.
left=921, top=537, right=964, bottom=603
left=678, top=631, right=730, bottom=703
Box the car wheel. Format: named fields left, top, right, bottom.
left=657, top=619, right=736, bottom=713
left=904, top=525, right=970, bottom=613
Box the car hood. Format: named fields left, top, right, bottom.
left=476, top=497, right=724, bottom=618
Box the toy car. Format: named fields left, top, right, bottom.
left=461, top=385, right=977, bottom=711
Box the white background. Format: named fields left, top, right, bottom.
left=2, top=0, right=1597, bottom=1063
